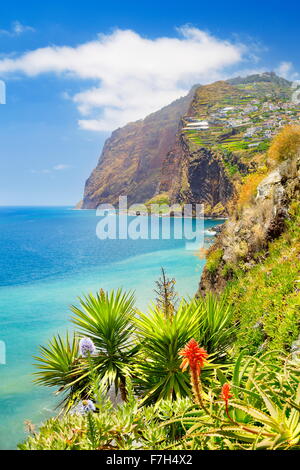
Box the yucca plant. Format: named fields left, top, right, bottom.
left=192, top=293, right=235, bottom=356
left=34, top=333, right=89, bottom=411
left=71, top=289, right=139, bottom=401
left=133, top=301, right=217, bottom=404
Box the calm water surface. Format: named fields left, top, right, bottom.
left=0, top=206, right=223, bottom=449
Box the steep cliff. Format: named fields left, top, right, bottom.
left=158, top=74, right=292, bottom=215
left=200, top=154, right=300, bottom=294
left=81, top=89, right=195, bottom=208
left=198, top=147, right=300, bottom=353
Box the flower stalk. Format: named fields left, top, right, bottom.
left=179, top=339, right=208, bottom=409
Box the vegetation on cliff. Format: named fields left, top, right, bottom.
left=20, top=262, right=300, bottom=450
left=200, top=125, right=300, bottom=354
left=20, top=86, right=300, bottom=452
left=20, top=299, right=300, bottom=451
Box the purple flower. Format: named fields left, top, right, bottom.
left=79, top=337, right=96, bottom=357
left=71, top=400, right=96, bottom=415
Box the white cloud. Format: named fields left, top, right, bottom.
left=30, top=164, right=71, bottom=174
left=0, top=26, right=250, bottom=131
left=0, top=21, right=35, bottom=36
left=276, top=61, right=299, bottom=81
left=53, top=164, right=71, bottom=171
left=12, top=21, right=35, bottom=35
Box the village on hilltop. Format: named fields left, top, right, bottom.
left=182, top=79, right=300, bottom=156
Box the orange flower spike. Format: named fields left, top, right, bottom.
left=179, top=339, right=208, bottom=374
left=221, top=383, right=235, bottom=423
left=179, top=339, right=208, bottom=409
left=221, top=383, right=233, bottom=404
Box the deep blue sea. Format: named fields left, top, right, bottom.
left=0, top=206, right=223, bottom=449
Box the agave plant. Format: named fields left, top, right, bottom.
left=173, top=352, right=300, bottom=450
left=71, top=288, right=139, bottom=401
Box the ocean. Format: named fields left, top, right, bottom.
left=0, top=206, right=223, bottom=449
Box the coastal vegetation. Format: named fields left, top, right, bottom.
left=20, top=296, right=300, bottom=450
left=20, top=260, right=300, bottom=450
left=20, top=88, right=300, bottom=452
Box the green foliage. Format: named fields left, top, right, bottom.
left=19, top=382, right=192, bottom=450
left=193, top=293, right=235, bottom=356
left=154, top=267, right=178, bottom=320
left=34, top=333, right=89, bottom=411
left=225, top=207, right=300, bottom=353
left=70, top=289, right=138, bottom=401
left=133, top=302, right=201, bottom=404
left=21, top=353, right=300, bottom=450
left=256, top=141, right=270, bottom=152
left=33, top=280, right=234, bottom=410
left=146, top=193, right=170, bottom=206
left=34, top=333, right=79, bottom=389
left=206, top=248, right=223, bottom=276
left=172, top=354, right=300, bottom=450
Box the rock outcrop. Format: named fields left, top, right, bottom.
left=199, top=154, right=300, bottom=294
left=159, top=135, right=234, bottom=216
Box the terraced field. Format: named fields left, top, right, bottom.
left=181, top=75, right=300, bottom=171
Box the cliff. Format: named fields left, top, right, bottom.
left=81, top=88, right=196, bottom=208
left=198, top=140, right=300, bottom=353
left=81, top=73, right=295, bottom=216
left=200, top=154, right=300, bottom=294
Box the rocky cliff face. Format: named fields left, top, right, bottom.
left=199, top=154, right=300, bottom=294
left=159, top=135, right=234, bottom=216
left=81, top=89, right=195, bottom=208
left=81, top=73, right=294, bottom=214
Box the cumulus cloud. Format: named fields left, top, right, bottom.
left=0, top=26, right=250, bottom=131
left=0, top=21, right=35, bottom=36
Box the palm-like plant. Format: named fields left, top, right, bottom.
left=33, top=284, right=235, bottom=412
left=134, top=301, right=203, bottom=404
left=193, top=293, right=235, bottom=356
left=34, top=333, right=89, bottom=411
left=71, top=289, right=138, bottom=401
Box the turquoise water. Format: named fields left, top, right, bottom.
left=0, top=206, right=223, bottom=449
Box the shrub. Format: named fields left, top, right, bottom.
left=206, top=248, right=223, bottom=276
left=237, top=172, right=267, bottom=209
left=33, top=278, right=234, bottom=409
left=20, top=351, right=300, bottom=451
left=268, top=124, right=300, bottom=163
left=226, top=207, right=300, bottom=353
left=19, top=385, right=192, bottom=451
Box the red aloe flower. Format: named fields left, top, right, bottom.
left=179, top=339, right=208, bottom=375
left=179, top=339, right=208, bottom=409
left=221, top=383, right=234, bottom=423
left=221, top=383, right=233, bottom=404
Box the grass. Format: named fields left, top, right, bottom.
left=225, top=202, right=300, bottom=353
left=206, top=248, right=223, bottom=276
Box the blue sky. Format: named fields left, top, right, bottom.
left=0, top=0, right=299, bottom=205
